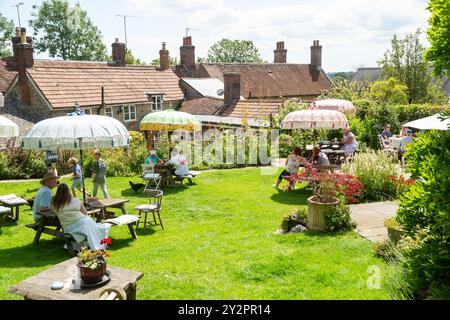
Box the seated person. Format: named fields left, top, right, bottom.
left=381, top=124, right=393, bottom=145
left=166, top=148, right=192, bottom=183
left=273, top=147, right=310, bottom=189
left=33, top=173, right=59, bottom=222
left=342, top=127, right=359, bottom=160
left=312, top=147, right=330, bottom=165
left=145, top=148, right=163, bottom=166
left=52, top=183, right=111, bottom=250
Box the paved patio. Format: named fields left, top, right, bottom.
left=349, top=201, right=399, bottom=242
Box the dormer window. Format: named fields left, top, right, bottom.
left=145, top=92, right=165, bottom=112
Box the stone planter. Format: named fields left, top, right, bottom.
left=307, top=196, right=340, bottom=231
left=77, top=259, right=107, bottom=284
left=387, top=226, right=404, bottom=243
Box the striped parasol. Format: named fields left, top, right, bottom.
left=140, top=109, right=201, bottom=131
left=309, top=99, right=356, bottom=115
left=281, top=109, right=348, bottom=130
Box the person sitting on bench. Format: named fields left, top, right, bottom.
left=33, top=173, right=59, bottom=222
left=166, top=148, right=192, bottom=184
left=52, top=183, right=111, bottom=250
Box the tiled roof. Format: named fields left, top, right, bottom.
left=179, top=97, right=282, bottom=120
left=25, top=60, right=183, bottom=109
left=0, top=60, right=17, bottom=93
left=197, top=63, right=330, bottom=98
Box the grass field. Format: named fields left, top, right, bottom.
left=0, top=168, right=390, bottom=299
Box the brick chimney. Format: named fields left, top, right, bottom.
left=311, top=40, right=322, bottom=71
left=180, top=36, right=195, bottom=74
left=274, top=41, right=287, bottom=63
left=12, top=27, right=32, bottom=57
left=224, top=72, right=241, bottom=105
left=159, top=42, right=170, bottom=70
left=12, top=28, right=34, bottom=104
left=112, top=38, right=126, bottom=66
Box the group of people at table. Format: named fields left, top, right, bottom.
left=32, top=147, right=191, bottom=252
left=273, top=127, right=359, bottom=190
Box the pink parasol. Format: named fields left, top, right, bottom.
left=309, top=99, right=356, bottom=115
left=281, top=109, right=349, bottom=130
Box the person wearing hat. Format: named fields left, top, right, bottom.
left=32, top=172, right=59, bottom=222
left=381, top=124, right=393, bottom=145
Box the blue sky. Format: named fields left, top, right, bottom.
left=1, top=0, right=430, bottom=72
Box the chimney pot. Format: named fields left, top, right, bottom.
left=311, top=40, right=322, bottom=71
left=111, top=39, right=126, bottom=67
left=274, top=41, right=287, bottom=63
left=15, top=27, right=21, bottom=37
left=159, top=41, right=170, bottom=70
left=180, top=36, right=195, bottom=75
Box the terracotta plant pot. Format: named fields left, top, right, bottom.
left=78, top=259, right=107, bottom=284
left=307, top=196, right=340, bottom=231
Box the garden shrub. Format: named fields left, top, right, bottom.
left=324, top=199, right=356, bottom=232
left=0, top=149, right=46, bottom=179
left=394, top=130, right=450, bottom=299
left=280, top=207, right=307, bottom=232
left=342, top=150, right=400, bottom=202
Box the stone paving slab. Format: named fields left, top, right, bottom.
left=349, top=201, right=399, bottom=242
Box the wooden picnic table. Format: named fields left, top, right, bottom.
left=8, top=257, right=144, bottom=300
left=89, top=198, right=129, bottom=221
left=0, top=195, right=29, bottom=221
left=155, top=162, right=175, bottom=187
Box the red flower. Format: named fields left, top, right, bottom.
left=100, top=237, right=112, bottom=246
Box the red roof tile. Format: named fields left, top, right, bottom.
left=26, top=60, right=183, bottom=109
left=197, top=63, right=330, bottom=98
left=0, top=60, right=17, bottom=93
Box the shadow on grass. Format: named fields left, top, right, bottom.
left=270, top=188, right=311, bottom=205
left=120, top=184, right=193, bottom=198
left=0, top=239, right=69, bottom=268
left=0, top=216, right=18, bottom=228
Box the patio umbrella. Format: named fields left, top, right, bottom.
left=0, top=115, right=19, bottom=138
left=140, top=109, right=201, bottom=132
left=308, top=99, right=356, bottom=115
left=402, top=113, right=449, bottom=131
left=22, top=109, right=130, bottom=204
left=281, top=109, right=349, bottom=144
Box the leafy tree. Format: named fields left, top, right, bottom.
left=369, top=77, right=409, bottom=104
left=126, top=49, right=145, bottom=65
left=424, top=0, right=450, bottom=77
left=29, top=0, right=108, bottom=61
left=0, top=13, right=15, bottom=57
left=379, top=30, right=432, bottom=103
left=151, top=56, right=178, bottom=66
left=206, top=39, right=263, bottom=63
left=320, top=78, right=369, bottom=101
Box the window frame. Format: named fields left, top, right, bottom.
left=104, top=107, right=113, bottom=117
left=123, top=104, right=137, bottom=122
left=150, top=95, right=163, bottom=111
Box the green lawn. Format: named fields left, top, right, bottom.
left=0, top=168, right=390, bottom=299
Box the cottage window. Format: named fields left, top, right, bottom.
left=104, top=107, right=113, bottom=117
left=123, top=105, right=136, bottom=122
left=151, top=95, right=163, bottom=111
left=83, top=108, right=91, bottom=115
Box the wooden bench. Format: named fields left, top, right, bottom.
left=26, top=212, right=76, bottom=255
left=0, top=194, right=29, bottom=221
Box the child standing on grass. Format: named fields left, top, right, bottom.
left=92, top=150, right=109, bottom=199
left=68, top=157, right=83, bottom=197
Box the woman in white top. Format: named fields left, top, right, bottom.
left=52, top=183, right=110, bottom=250
left=342, top=127, right=359, bottom=160
left=273, top=147, right=310, bottom=189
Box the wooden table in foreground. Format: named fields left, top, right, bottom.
left=90, top=198, right=129, bottom=221
left=8, top=258, right=143, bottom=300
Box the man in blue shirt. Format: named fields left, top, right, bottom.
left=33, top=172, right=59, bottom=222
left=381, top=124, right=393, bottom=145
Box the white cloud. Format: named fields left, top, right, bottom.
left=126, top=0, right=430, bottom=71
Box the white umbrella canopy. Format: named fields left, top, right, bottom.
left=402, top=113, right=450, bottom=131
left=22, top=114, right=130, bottom=150
left=0, top=115, right=19, bottom=138
left=22, top=112, right=130, bottom=204
left=281, top=109, right=349, bottom=130
left=309, top=99, right=356, bottom=115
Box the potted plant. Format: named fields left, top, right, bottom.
left=76, top=237, right=111, bottom=284
left=384, top=217, right=404, bottom=242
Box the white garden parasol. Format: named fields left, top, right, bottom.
left=402, top=113, right=449, bottom=131
left=22, top=107, right=130, bottom=204
left=281, top=109, right=349, bottom=145
left=308, top=99, right=356, bottom=115
left=0, top=115, right=19, bottom=138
